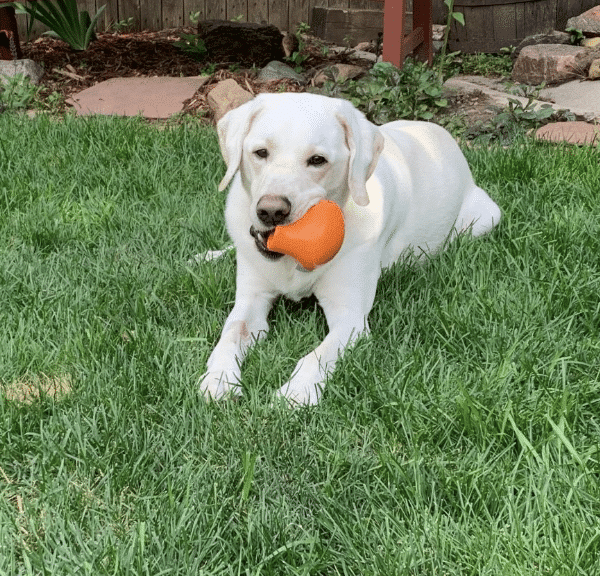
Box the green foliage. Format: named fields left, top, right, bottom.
left=10, top=0, right=105, bottom=51
left=173, top=34, right=207, bottom=61
left=110, top=16, right=135, bottom=34
left=40, top=90, right=65, bottom=113
left=285, top=22, right=311, bottom=72
left=201, top=62, right=217, bottom=75
left=452, top=50, right=514, bottom=77
left=466, top=84, right=576, bottom=144
left=566, top=27, right=584, bottom=46
left=318, top=60, right=448, bottom=124
left=445, top=0, right=465, bottom=26
left=0, top=74, right=39, bottom=112
left=438, top=0, right=466, bottom=80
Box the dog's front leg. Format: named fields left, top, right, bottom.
left=200, top=279, right=275, bottom=401
left=276, top=306, right=369, bottom=406
left=276, top=266, right=378, bottom=406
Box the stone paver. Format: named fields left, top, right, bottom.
left=444, top=75, right=600, bottom=122
left=536, top=121, right=599, bottom=145
left=67, top=76, right=210, bottom=118
left=540, top=80, right=600, bottom=122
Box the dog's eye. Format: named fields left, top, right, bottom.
left=307, top=155, right=327, bottom=167
left=254, top=149, right=268, bottom=159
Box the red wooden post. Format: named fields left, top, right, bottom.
left=0, top=3, right=23, bottom=60
left=381, top=1, right=403, bottom=67
left=413, top=0, right=433, bottom=64
left=374, top=0, right=433, bottom=67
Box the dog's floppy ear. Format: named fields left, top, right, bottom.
left=336, top=101, right=384, bottom=206
left=217, top=97, right=263, bottom=192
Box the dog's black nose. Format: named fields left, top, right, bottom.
left=256, top=195, right=291, bottom=226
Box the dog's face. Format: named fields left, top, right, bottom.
left=217, top=93, right=384, bottom=260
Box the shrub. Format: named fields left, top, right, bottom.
left=317, top=60, right=448, bottom=124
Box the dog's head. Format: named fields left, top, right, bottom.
left=217, top=93, right=384, bottom=259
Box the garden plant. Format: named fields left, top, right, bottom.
left=8, top=0, right=105, bottom=51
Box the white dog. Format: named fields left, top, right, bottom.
left=200, top=93, right=501, bottom=405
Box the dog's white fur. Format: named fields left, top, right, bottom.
left=200, top=93, right=501, bottom=405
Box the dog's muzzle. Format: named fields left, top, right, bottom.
left=249, top=226, right=284, bottom=260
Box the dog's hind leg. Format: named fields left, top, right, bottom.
left=456, top=186, right=501, bottom=237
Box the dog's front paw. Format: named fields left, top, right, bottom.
left=199, top=371, right=241, bottom=401
left=275, top=359, right=325, bottom=407
left=275, top=380, right=322, bottom=407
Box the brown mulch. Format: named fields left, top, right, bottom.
left=21, top=27, right=374, bottom=121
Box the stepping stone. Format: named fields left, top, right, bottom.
left=67, top=76, right=210, bottom=118
left=535, top=121, right=600, bottom=146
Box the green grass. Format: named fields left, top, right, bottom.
left=1, top=112, right=599, bottom=575
left=451, top=51, right=514, bottom=78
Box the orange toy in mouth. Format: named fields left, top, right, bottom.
left=266, top=200, right=345, bottom=271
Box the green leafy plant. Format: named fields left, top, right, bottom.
left=457, top=51, right=513, bottom=77
left=201, top=62, right=217, bottom=75
left=285, top=22, right=311, bottom=72
left=189, top=11, right=200, bottom=25
left=435, top=47, right=515, bottom=81
left=173, top=34, right=207, bottom=61
left=467, top=84, right=575, bottom=144
left=566, top=27, right=584, bottom=46
left=438, top=0, right=465, bottom=80
left=40, top=89, right=65, bottom=113
left=9, top=0, right=106, bottom=51
left=0, top=73, right=40, bottom=112
left=318, top=60, right=448, bottom=124
left=110, top=16, right=135, bottom=34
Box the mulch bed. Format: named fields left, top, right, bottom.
left=21, top=28, right=374, bottom=121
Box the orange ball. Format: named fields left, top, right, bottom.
left=266, top=200, right=345, bottom=271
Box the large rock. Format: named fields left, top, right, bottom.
left=0, top=59, right=44, bottom=86
left=197, top=20, right=285, bottom=68
left=256, top=60, right=305, bottom=84
left=589, top=58, right=600, bottom=79
left=312, top=64, right=366, bottom=86
left=567, top=6, right=600, bottom=36
left=512, top=44, right=600, bottom=85
left=207, top=79, right=253, bottom=123
left=512, top=31, right=571, bottom=60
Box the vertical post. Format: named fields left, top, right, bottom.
left=381, top=0, right=405, bottom=67
left=414, top=0, right=433, bottom=64
left=0, top=6, right=23, bottom=60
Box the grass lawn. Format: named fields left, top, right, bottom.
left=1, top=112, right=599, bottom=575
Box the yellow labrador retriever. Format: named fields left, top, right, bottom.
left=201, top=93, right=501, bottom=405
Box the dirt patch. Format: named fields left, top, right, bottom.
left=2, top=374, right=72, bottom=403
left=443, top=89, right=497, bottom=126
